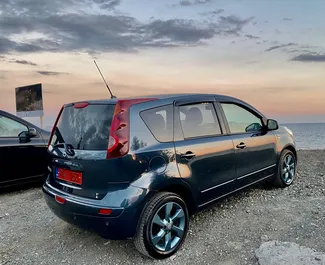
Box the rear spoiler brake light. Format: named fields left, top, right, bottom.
left=73, top=102, right=89, bottom=108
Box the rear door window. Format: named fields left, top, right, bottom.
left=140, top=105, right=173, bottom=142
left=178, top=102, right=222, bottom=139
left=50, top=104, right=115, bottom=150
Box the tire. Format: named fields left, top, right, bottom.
left=134, top=192, right=189, bottom=259
left=273, top=149, right=297, bottom=188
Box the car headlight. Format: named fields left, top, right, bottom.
left=283, top=126, right=294, bottom=137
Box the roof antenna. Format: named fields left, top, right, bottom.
left=93, top=60, right=116, bottom=99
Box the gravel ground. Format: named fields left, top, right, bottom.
left=1, top=150, right=325, bottom=265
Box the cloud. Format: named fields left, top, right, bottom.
left=179, top=0, right=192, bottom=6
left=11, top=60, right=37, bottom=66
left=0, top=0, right=252, bottom=54
left=212, top=9, right=225, bottom=14
left=0, top=0, right=121, bottom=17
left=0, top=0, right=253, bottom=55
left=200, top=9, right=225, bottom=16
left=245, top=34, right=259, bottom=39
left=37, top=71, right=69, bottom=76
left=218, top=15, right=254, bottom=35
left=143, top=19, right=216, bottom=43
left=179, top=0, right=213, bottom=6
left=291, top=53, right=325, bottom=62
left=265, top=43, right=296, bottom=52
left=93, top=0, right=121, bottom=9
left=283, top=18, right=293, bottom=21
left=245, top=60, right=259, bottom=64
left=195, top=0, right=213, bottom=3
left=0, top=36, right=16, bottom=53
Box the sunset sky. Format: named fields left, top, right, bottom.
left=1, top=0, right=325, bottom=128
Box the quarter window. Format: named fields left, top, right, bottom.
left=179, top=102, right=221, bottom=138
left=221, top=103, right=263, bottom=134
left=140, top=105, right=173, bottom=142
left=0, top=116, right=28, bottom=137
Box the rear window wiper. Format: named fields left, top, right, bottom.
left=53, top=142, right=75, bottom=156
left=53, top=143, right=65, bottom=148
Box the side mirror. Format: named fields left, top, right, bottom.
left=28, top=127, right=38, bottom=137
left=267, top=119, right=279, bottom=131
left=18, top=131, right=31, bottom=143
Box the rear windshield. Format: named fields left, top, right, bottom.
left=50, top=104, right=115, bottom=150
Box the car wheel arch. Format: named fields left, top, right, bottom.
left=281, top=144, right=297, bottom=162
left=158, top=183, right=197, bottom=215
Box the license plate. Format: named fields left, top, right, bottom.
left=56, top=168, right=82, bottom=185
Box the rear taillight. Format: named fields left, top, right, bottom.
left=106, top=98, right=157, bottom=159
left=48, top=105, right=64, bottom=147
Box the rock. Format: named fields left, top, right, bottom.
left=170, top=255, right=177, bottom=260
left=0, top=213, right=9, bottom=219
left=261, top=235, right=268, bottom=242
left=255, top=241, right=325, bottom=265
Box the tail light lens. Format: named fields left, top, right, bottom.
left=106, top=98, right=157, bottom=159
left=73, top=102, right=89, bottom=109
left=48, top=105, right=64, bottom=147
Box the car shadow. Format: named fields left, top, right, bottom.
left=56, top=223, right=147, bottom=261
left=0, top=180, right=44, bottom=195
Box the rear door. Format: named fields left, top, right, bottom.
left=218, top=101, right=277, bottom=186
left=173, top=97, right=236, bottom=206
left=47, top=102, right=130, bottom=200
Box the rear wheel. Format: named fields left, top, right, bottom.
left=273, top=149, right=297, bottom=187
left=134, top=192, right=189, bottom=259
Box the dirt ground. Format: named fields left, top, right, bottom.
left=1, top=150, right=325, bottom=265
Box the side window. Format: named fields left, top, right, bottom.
left=221, top=103, right=263, bottom=134
left=0, top=115, right=28, bottom=137
left=179, top=102, right=221, bottom=139
left=140, top=105, right=173, bottom=142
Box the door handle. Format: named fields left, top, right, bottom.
left=180, top=151, right=196, bottom=160
left=236, top=142, right=246, bottom=149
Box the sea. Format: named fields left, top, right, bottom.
left=25, top=117, right=325, bottom=150
left=282, top=123, right=325, bottom=150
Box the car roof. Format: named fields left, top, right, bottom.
left=0, top=109, right=23, bottom=120
left=66, top=93, right=266, bottom=118
left=71, top=93, right=239, bottom=105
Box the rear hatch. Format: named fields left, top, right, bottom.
left=47, top=101, right=129, bottom=200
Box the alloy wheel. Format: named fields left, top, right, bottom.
left=150, top=202, right=186, bottom=252
left=282, top=153, right=295, bottom=185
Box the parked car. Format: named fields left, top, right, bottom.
left=0, top=110, right=50, bottom=188
left=43, top=94, right=297, bottom=259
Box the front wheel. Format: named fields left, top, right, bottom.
left=273, top=149, right=297, bottom=187
left=134, top=192, right=189, bottom=259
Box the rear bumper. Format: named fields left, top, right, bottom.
left=42, top=182, right=143, bottom=240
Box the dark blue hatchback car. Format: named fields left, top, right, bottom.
left=43, top=93, right=297, bottom=259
